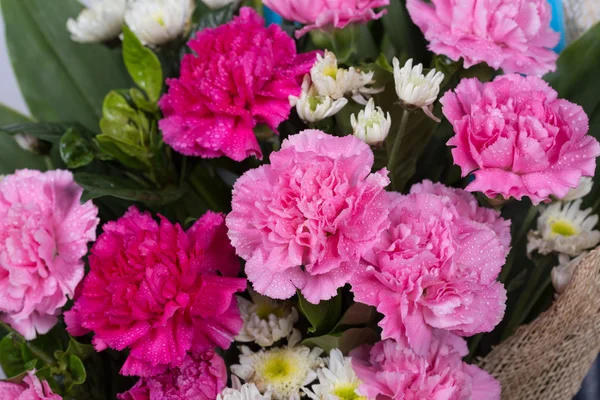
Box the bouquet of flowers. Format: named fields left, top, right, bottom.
left=0, top=0, right=599, bottom=399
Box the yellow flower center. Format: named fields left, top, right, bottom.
left=261, top=354, right=297, bottom=382
left=550, top=219, right=578, bottom=237
left=255, top=302, right=286, bottom=320
left=323, top=66, right=338, bottom=79
left=154, top=13, right=166, bottom=27
left=333, top=383, right=365, bottom=400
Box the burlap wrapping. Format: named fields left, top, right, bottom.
left=477, top=248, right=600, bottom=400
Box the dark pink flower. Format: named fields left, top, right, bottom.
left=159, top=7, right=317, bottom=161
left=443, top=75, right=600, bottom=204
left=65, top=207, right=246, bottom=377
left=117, top=349, right=227, bottom=400
left=227, top=130, right=390, bottom=304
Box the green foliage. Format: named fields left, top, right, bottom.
left=122, top=25, right=163, bottom=103
left=381, top=0, right=429, bottom=62
left=0, top=104, right=47, bottom=173
left=60, top=128, right=95, bottom=168
left=297, top=291, right=343, bottom=336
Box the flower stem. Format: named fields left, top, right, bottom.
left=388, top=109, right=411, bottom=191
left=499, top=205, right=538, bottom=283
left=44, top=156, right=54, bottom=171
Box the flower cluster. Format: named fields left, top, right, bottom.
left=159, top=7, right=317, bottom=161
left=444, top=74, right=600, bottom=204
left=65, top=207, right=246, bottom=376
left=406, top=0, right=559, bottom=76
left=227, top=129, right=390, bottom=303
left=351, top=181, right=509, bottom=353
left=0, top=170, right=98, bottom=340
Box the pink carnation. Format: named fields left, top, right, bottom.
left=351, top=333, right=500, bottom=400
left=351, top=191, right=506, bottom=354
left=0, top=170, right=98, bottom=340
left=410, top=180, right=511, bottom=255
left=65, top=207, right=246, bottom=377
left=443, top=75, right=600, bottom=205
left=159, top=7, right=317, bottom=161
left=406, top=0, right=559, bottom=75
left=226, top=129, right=390, bottom=304
left=117, top=349, right=227, bottom=400
left=0, top=371, right=62, bottom=400
left=263, top=0, right=389, bottom=38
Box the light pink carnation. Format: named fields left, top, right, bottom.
left=0, top=169, right=98, bottom=340
left=226, top=129, right=390, bottom=304
left=406, top=0, right=559, bottom=75
left=117, top=349, right=227, bottom=400
left=410, top=180, right=511, bottom=255
left=351, top=191, right=506, bottom=354
left=443, top=75, right=600, bottom=205
left=263, top=0, right=389, bottom=38
left=65, top=207, right=246, bottom=377
left=351, top=333, right=500, bottom=400
left=0, top=371, right=62, bottom=400
left=159, top=7, right=317, bottom=161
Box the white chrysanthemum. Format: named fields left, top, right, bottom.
left=561, top=176, right=594, bottom=201
left=392, top=57, right=444, bottom=121
left=218, top=376, right=273, bottom=400
left=67, top=0, right=126, bottom=43
left=552, top=252, right=587, bottom=294
left=236, top=289, right=299, bottom=348
left=201, top=0, right=235, bottom=9
left=125, top=0, right=195, bottom=46
left=350, top=98, right=391, bottom=146
left=291, top=76, right=348, bottom=123
left=304, top=349, right=365, bottom=400
left=310, top=51, right=381, bottom=104
left=527, top=200, right=600, bottom=257
left=232, top=330, right=323, bottom=400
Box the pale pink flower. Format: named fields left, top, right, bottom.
left=351, top=332, right=500, bottom=400
left=0, top=170, right=98, bottom=340
left=65, top=207, right=246, bottom=377
left=351, top=192, right=506, bottom=354
left=443, top=75, right=600, bottom=205
left=263, top=0, right=390, bottom=38
left=117, top=349, right=227, bottom=400
left=226, top=129, right=390, bottom=304
left=410, top=180, right=511, bottom=255
left=406, top=0, right=559, bottom=75
left=159, top=7, right=317, bottom=161
left=0, top=371, right=62, bottom=400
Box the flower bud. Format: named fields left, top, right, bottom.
left=350, top=98, right=391, bottom=146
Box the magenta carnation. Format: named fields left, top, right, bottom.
left=0, top=371, right=62, bottom=400
left=406, top=0, right=559, bottom=75
left=226, top=129, right=390, bottom=304
left=65, top=207, right=246, bottom=377
left=263, top=0, right=389, bottom=38
left=117, top=349, right=227, bottom=400
left=443, top=75, right=600, bottom=205
left=351, top=190, right=506, bottom=354
left=0, top=170, right=98, bottom=340
left=351, top=333, right=500, bottom=400
left=158, top=7, right=317, bottom=161
left=410, top=180, right=511, bottom=255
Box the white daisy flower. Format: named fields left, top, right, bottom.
left=231, top=330, right=324, bottom=400
left=291, top=76, right=348, bottom=123
left=551, top=252, right=587, bottom=294
left=527, top=200, right=600, bottom=257
left=350, top=98, right=391, bottom=146
left=304, top=349, right=365, bottom=400
left=67, top=0, right=127, bottom=43
left=561, top=176, right=594, bottom=201
left=236, top=289, right=299, bottom=348
left=310, top=51, right=381, bottom=104
left=218, top=376, right=273, bottom=400
left=201, top=0, right=235, bottom=9
left=392, top=57, right=444, bottom=121
left=125, top=0, right=195, bottom=47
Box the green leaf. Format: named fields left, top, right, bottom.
left=64, top=337, right=95, bottom=361
left=297, top=291, right=343, bottom=336
left=301, top=334, right=341, bottom=353
left=130, top=88, right=159, bottom=113
left=302, top=328, right=379, bottom=354
left=0, top=104, right=47, bottom=173
left=59, top=128, right=95, bottom=168
left=190, top=3, right=235, bottom=37
left=0, top=0, right=131, bottom=130
left=381, top=0, right=429, bottom=62
left=75, top=172, right=186, bottom=205
left=122, top=25, right=163, bottom=102
left=0, top=121, right=94, bottom=143
left=68, top=355, right=86, bottom=386
left=0, top=333, right=28, bottom=378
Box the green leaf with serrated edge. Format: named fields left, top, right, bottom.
left=122, top=25, right=163, bottom=102
left=297, top=290, right=343, bottom=336
left=60, top=128, right=95, bottom=168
